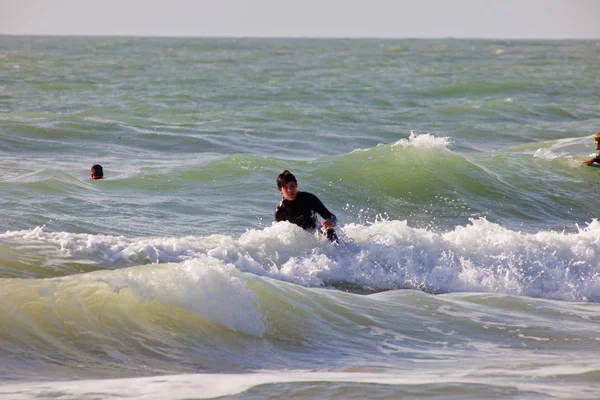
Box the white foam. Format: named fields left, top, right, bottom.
left=1, top=367, right=594, bottom=400
left=0, top=226, right=211, bottom=264
left=3, top=217, right=600, bottom=302
left=82, top=257, right=267, bottom=336
left=392, top=131, right=451, bottom=150
left=533, top=148, right=561, bottom=160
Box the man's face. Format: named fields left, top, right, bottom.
left=279, top=181, right=297, bottom=201
left=595, top=137, right=600, bottom=151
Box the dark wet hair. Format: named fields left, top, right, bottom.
left=276, top=170, right=297, bottom=189
left=91, top=164, right=103, bottom=179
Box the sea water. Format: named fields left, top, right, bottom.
left=1, top=36, right=600, bottom=399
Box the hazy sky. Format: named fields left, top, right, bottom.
left=1, top=0, right=599, bottom=39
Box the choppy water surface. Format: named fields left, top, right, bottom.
left=1, top=36, right=600, bottom=399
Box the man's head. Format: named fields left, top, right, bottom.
left=277, top=170, right=298, bottom=200
left=91, top=164, right=104, bottom=180
left=595, top=132, right=600, bottom=150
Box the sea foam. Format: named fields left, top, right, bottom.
left=3, top=217, right=600, bottom=302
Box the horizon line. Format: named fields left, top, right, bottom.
left=1, top=33, right=599, bottom=41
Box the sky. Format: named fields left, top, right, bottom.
left=1, top=0, right=599, bottom=39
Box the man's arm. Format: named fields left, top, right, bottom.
left=584, top=154, right=600, bottom=165
left=274, top=200, right=286, bottom=222
left=307, top=193, right=337, bottom=229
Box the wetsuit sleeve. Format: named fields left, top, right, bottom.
left=274, top=201, right=286, bottom=222
left=308, top=193, right=336, bottom=226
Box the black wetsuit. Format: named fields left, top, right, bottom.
left=275, top=191, right=338, bottom=242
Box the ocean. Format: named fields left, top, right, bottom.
left=1, top=36, right=599, bottom=399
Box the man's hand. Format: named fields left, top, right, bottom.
left=321, top=219, right=335, bottom=230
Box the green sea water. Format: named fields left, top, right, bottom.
left=1, top=37, right=599, bottom=237
left=1, top=36, right=600, bottom=400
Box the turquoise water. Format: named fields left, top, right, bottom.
left=1, top=36, right=600, bottom=399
